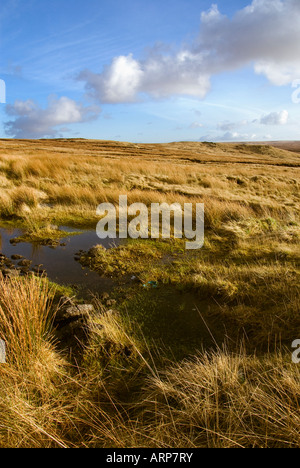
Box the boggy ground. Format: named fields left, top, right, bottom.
left=0, top=138, right=299, bottom=447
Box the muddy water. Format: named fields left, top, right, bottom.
left=0, top=226, right=116, bottom=296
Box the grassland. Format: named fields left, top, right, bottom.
left=0, top=138, right=299, bottom=447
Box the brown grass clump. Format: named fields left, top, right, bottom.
left=142, top=350, right=300, bottom=448
left=0, top=275, right=55, bottom=369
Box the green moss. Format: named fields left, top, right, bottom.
left=47, top=280, right=78, bottom=302
left=79, top=237, right=187, bottom=279
left=13, top=229, right=81, bottom=245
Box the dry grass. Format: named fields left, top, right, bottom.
left=0, top=139, right=299, bottom=447
left=0, top=139, right=298, bottom=227
left=143, top=350, right=300, bottom=448
left=0, top=276, right=299, bottom=447
left=0, top=275, right=55, bottom=369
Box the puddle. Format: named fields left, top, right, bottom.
left=0, top=226, right=117, bottom=296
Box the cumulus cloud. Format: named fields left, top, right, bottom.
left=79, top=51, right=211, bottom=103
left=5, top=96, right=100, bottom=138
left=79, top=0, right=300, bottom=103
left=198, top=0, right=300, bottom=84
left=200, top=131, right=257, bottom=142
left=81, top=55, right=143, bottom=103
left=260, top=110, right=289, bottom=125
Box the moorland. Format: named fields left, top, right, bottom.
left=0, top=138, right=299, bottom=448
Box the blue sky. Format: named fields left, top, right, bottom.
left=1, top=0, right=300, bottom=142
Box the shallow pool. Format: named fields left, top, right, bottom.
left=0, top=226, right=117, bottom=296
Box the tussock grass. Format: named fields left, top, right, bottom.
left=0, top=276, right=133, bottom=448
left=143, top=350, right=300, bottom=448
left=0, top=139, right=299, bottom=447
left=0, top=275, right=55, bottom=369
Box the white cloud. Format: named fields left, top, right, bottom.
left=79, top=0, right=300, bottom=104
left=189, top=122, right=204, bottom=129
left=260, top=110, right=289, bottom=125
left=80, top=55, right=143, bottom=103
left=80, top=50, right=211, bottom=103
left=5, top=96, right=100, bottom=138
left=219, top=132, right=257, bottom=142
left=200, top=131, right=257, bottom=142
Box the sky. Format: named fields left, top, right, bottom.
left=1, top=0, right=300, bottom=142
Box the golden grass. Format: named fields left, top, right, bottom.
left=143, top=350, right=300, bottom=448
left=0, top=139, right=298, bottom=227
left=0, top=275, right=55, bottom=369
left=0, top=276, right=299, bottom=448
left=0, top=139, right=299, bottom=447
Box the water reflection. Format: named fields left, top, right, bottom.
left=0, top=226, right=117, bottom=296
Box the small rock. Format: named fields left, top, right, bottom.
left=18, top=259, right=32, bottom=267
left=59, top=296, right=74, bottom=307
left=10, top=238, right=20, bottom=245
left=55, top=304, right=94, bottom=323
left=11, top=255, right=24, bottom=260
left=89, top=246, right=105, bottom=258
left=41, top=238, right=60, bottom=247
